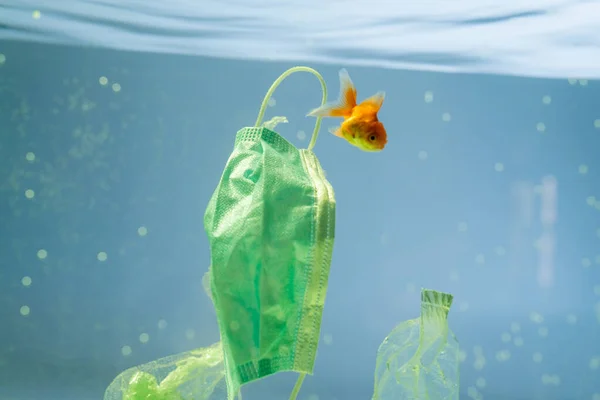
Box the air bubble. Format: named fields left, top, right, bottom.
left=424, top=91, right=433, bottom=103
left=536, top=122, right=546, bottom=132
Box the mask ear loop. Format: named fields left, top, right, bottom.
left=254, top=66, right=328, bottom=151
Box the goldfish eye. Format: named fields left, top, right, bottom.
left=369, top=135, right=376, bottom=141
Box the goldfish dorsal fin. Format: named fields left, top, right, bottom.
left=338, top=68, right=357, bottom=111
left=360, top=91, right=386, bottom=112
left=307, top=68, right=357, bottom=118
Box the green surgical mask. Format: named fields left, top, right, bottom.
left=203, top=66, right=336, bottom=400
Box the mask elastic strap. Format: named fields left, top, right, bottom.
left=254, top=66, right=328, bottom=151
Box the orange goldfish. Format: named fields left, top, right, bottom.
left=307, top=69, right=387, bottom=152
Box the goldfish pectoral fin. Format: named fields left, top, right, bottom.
left=328, top=126, right=343, bottom=137
left=306, top=68, right=357, bottom=118
left=361, top=91, right=386, bottom=111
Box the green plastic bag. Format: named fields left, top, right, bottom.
left=203, top=67, right=336, bottom=399
left=373, top=289, right=460, bottom=400
left=103, top=341, right=227, bottom=400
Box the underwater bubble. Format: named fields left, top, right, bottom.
left=21, top=276, right=32, bottom=287
left=139, top=333, right=150, bottom=344
left=229, top=321, right=240, bottom=331
left=25, top=152, right=35, bottom=162
left=458, top=350, right=467, bottom=362
left=185, top=328, right=196, bottom=340
left=530, top=312, right=544, bottom=324
left=495, top=246, right=506, bottom=256
left=297, top=130, right=306, bottom=141
left=457, top=222, right=468, bottom=232
left=158, top=319, right=167, bottom=330
left=32, top=10, right=41, bottom=19
left=137, top=226, right=148, bottom=237
left=24, top=189, right=35, bottom=199
left=121, top=345, right=132, bottom=356
left=567, top=78, right=578, bottom=85
left=587, top=196, right=597, bottom=206
left=475, top=254, right=485, bottom=264
left=37, top=249, right=47, bottom=260
left=467, top=386, right=480, bottom=399
left=99, top=76, right=108, bottom=86
left=0, top=53, right=5, bottom=65
left=566, top=314, right=577, bottom=324
left=267, top=98, right=276, bottom=107
left=475, top=377, right=486, bottom=389
left=538, top=326, right=549, bottom=337
left=536, top=122, right=546, bottom=132
left=449, top=270, right=459, bottom=282
left=418, top=150, right=428, bottom=160
left=579, top=165, right=589, bottom=174
left=590, top=357, right=600, bottom=370
left=473, top=358, right=485, bottom=371
left=20, top=305, right=30, bottom=316
left=513, top=337, right=524, bottom=347
left=542, top=95, right=552, bottom=104
left=442, top=112, right=451, bottom=122
left=594, top=119, right=600, bottom=129
left=97, top=252, right=108, bottom=262
left=533, top=352, right=543, bottom=363
left=111, top=83, right=121, bottom=92
left=582, top=258, right=592, bottom=268
left=542, top=374, right=560, bottom=385
left=579, top=79, right=588, bottom=86
left=495, top=350, right=511, bottom=362
left=424, top=91, right=434, bottom=103
left=494, top=162, right=504, bottom=172
left=323, top=333, right=333, bottom=345
left=593, top=393, right=600, bottom=400
left=510, top=322, right=521, bottom=333
left=501, top=333, right=511, bottom=343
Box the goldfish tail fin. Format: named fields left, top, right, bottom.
left=360, top=91, right=386, bottom=112
left=307, top=68, right=357, bottom=118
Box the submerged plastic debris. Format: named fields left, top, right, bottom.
left=373, top=289, right=459, bottom=400
left=103, top=342, right=227, bottom=400
left=203, top=66, right=335, bottom=399
left=261, top=115, right=288, bottom=130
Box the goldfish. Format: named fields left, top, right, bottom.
left=307, top=69, right=387, bottom=152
